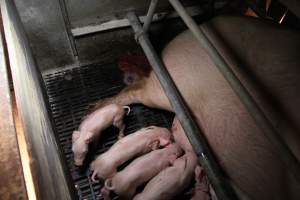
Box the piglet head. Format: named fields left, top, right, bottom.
left=72, top=130, right=93, bottom=166
left=148, top=140, right=160, bottom=150
left=148, top=137, right=171, bottom=150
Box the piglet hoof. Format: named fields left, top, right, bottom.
left=148, top=140, right=160, bottom=150
left=92, top=178, right=100, bottom=183
left=118, top=131, right=125, bottom=140
left=91, top=171, right=100, bottom=183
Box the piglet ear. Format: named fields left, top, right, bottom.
left=194, top=165, right=204, bottom=184
left=159, top=138, right=170, bottom=147
left=168, top=154, right=178, bottom=165
left=72, top=131, right=80, bottom=142
left=148, top=140, right=160, bottom=150
left=84, top=131, right=94, bottom=144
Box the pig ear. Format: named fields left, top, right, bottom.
left=72, top=131, right=80, bottom=142
left=195, top=165, right=202, bottom=178
left=148, top=140, right=160, bottom=150
left=194, top=165, right=204, bottom=183
left=84, top=131, right=94, bottom=144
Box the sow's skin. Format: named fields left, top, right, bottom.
left=72, top=104, right=130, bottom=166
left=90, top=126, right=171, bottom=180
left=133, top=152, right=198, bottom=200
left=92, top=16, right=300, bottom=199
left=103, top=143, right=183, bottom=199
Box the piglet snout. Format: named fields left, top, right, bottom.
left=74, top=161, right=83, bottom=166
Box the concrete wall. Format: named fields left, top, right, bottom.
left=13, top=0, right=198, bottom=72
left=14, top=0, right=76, bottom=71
left=65, top=0, right=172, bottom=28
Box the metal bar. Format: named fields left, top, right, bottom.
left=143, top=0, right=159, bottom=33
left=72, top=6, right=204, bottom=37
left=279, top=9, right=289, bottom=24
left=127, top=12, right=238, bottom=200
left=57, top=0, right=78, bottom=56
left=169, top=0, right=300, bottom=183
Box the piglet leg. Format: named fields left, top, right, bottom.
left=101, top=187, right=111, bottom=200
left=104, top=144, right=183, bottom=199
left=91, top=79, right=147, bottom=112
left=91, top=170, right=100, bottom=183
left=133, top=152, right=197, bottom=200
left=114, top=119, right=125, bottom=139
left=113, top=106, right=130, bottom=139
left=191, top=165, right=210, bottom=200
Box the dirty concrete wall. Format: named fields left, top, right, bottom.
left=65, top=0, right=172, bottom=28
left=65, top=0, right=199, bottom=66
left=74, top=18, right=189, bottom=66
left=13, top=0, right=199, bottom=72
left=14, top=0, right=76, bottom=71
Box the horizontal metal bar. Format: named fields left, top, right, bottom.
left=127, top=11, right=238, bottom=200
left=169, top=0, right=300, bottom=185
left=72, top=6, right=204, bottom=37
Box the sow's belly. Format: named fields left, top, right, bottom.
left=157, top=16, right=300, bottom=199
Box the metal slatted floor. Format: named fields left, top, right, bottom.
left=43, top=63, right=192, bottom=200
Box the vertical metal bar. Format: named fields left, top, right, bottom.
left=57, top=0, right=78, bottom=56
left=143, top=0, right=159, bottom=33
left=127, top=12, right=238, bottom=200
left=169, top=0, right=300, bottom=183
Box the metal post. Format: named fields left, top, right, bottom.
left=127, top=12, right=238, bottom=200
left=143, top=0, right=159, bottom=33
left=57, top=0, right=78, bottom=56
left=169, top=0, right=300, bottom=183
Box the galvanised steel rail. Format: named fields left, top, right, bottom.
left=127, top=10, right=238, bottom=200
left=128, top=0, right=300, bottom=199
